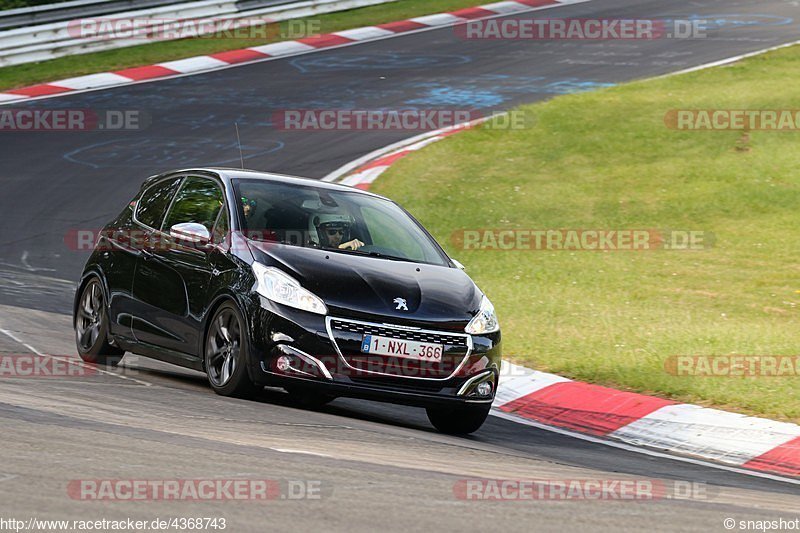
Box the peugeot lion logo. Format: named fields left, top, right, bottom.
left=393, top=297, right=408, bottom=311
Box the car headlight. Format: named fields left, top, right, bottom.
left=465, top=296, right=499, bottom=334
left=252, top=263, right=327, bottom=315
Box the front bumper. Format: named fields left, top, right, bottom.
left=246, top=297, right=502, bottom=408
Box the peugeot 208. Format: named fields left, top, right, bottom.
left=74, top=168, right=501, bottom=434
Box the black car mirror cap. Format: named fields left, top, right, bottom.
left=169, top=222, right=212, bottom=245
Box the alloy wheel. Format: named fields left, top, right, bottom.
left=76, top=281, right=104, bottom=351
left=206, top=308, right=241, bottom=387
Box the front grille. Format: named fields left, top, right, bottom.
left=327, top=317, right=471, bottom=380
left=329, top=319, right=469, bottom=347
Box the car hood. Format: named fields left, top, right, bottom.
left=248, top=241, right=481, bottom=328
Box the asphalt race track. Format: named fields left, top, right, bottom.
left=1, top=0, right=799, bottom=530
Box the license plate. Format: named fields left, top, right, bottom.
left=360, top=335, right=443, bottom=362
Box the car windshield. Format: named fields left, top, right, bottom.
left=234, top=178, right=449, bottom=266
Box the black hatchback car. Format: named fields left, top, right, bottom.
left=74, top=168, right=501, bottom=433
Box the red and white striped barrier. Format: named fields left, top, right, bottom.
left=0, top=0, right=584, bottom=104
left=326, top=119, right=485, bottom=189
left=495, top=362, right=800, bottom=478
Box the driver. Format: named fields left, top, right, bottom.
left=313, top=214, right=364, bottom=250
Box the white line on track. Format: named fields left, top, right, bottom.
left=656, top=38, right=800, bottom=78
left=271, top=448, right=333, bottom=458
left=0, top=327, right=152, bottom=387
left=20, top=251, right=55, bottom=273
left=323, top=39, right=800, bottom=183
left=0, top=0, right=592, bottom=106
left=490, top=410, right=800, bottom=486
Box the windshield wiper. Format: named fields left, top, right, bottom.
left=329, top=248, right=416, bottom=263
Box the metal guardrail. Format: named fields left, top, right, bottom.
left=0, top=0, right=396, bottom=66
left=234, top=0, right=303, bottom=11
left=0, top=0, right=178, bottom=31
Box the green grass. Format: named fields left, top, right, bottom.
left=0, top=0, right=71, bottom=9
left=373, top=46, right=800, bottom=422
left=0, top=0, right=486, bottom=90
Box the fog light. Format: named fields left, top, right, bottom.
left=475, top=381, right=493, bottom=397
left=276, top=355, right=292, bottom=372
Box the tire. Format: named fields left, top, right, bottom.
left=285, top=387, right=336, bottom=409
left=426, top=403, right=492, bottom=435
left=204, top=301, right=260, bottom=399
left=74, top=278, right=124, bottom=366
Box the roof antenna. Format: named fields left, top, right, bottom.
left=235, top=122, right=244, bottom=169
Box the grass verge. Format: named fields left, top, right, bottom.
left=0, top=0, right=488, bottom=91
left=1, top=0, right=71, bottom=9
left=373, top=46, right=800, bottom=422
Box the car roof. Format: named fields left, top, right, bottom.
left=150, top=167, right=388, bottom=200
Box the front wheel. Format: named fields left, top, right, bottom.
left=74, top=278, right=124, bottom=366
left=204, top=302, right=259, bottom=398
left=426, top=403, right=492, bottom=435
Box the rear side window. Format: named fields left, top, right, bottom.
left=135, top=177, right=182, bottom=229
left=162, top=176, right=224, bottom=232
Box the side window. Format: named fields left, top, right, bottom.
left=162, top=176, right=225, bottom=232
left=135, top=177, right=182, bottom=229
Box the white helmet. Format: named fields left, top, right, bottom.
left=309, top=213, right=353, bottom=245
left=314, top=214, right=352, bottom=227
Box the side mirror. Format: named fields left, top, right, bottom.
left=169, top=222, right=211, bottom=245
left=452, top=259, right=466, bottom=271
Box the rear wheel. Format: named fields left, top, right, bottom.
left=426, top=403, right=491, bottom=435
left=74, top=278, right=124, bottom=366
left=204, top=302, right=259, bottom=398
